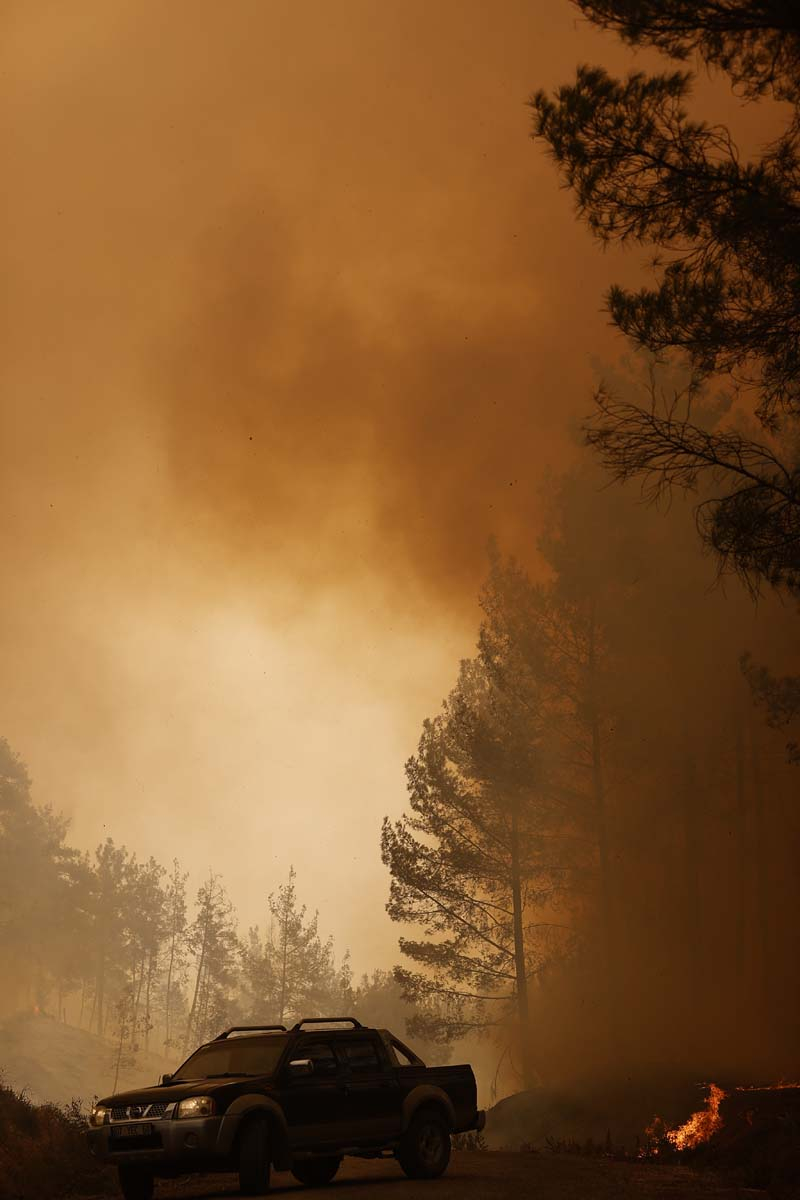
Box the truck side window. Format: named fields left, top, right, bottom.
left=339, top=1040, right=381, bottom=1072
left=298, top=1041, right=338, bottom=1077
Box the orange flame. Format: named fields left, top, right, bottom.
left=645, top=1080, right=800, bottom=1156
left=666, top=1084, right=726, bottom=1150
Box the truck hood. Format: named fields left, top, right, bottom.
left=98, top=1075, right=274, bottom=1107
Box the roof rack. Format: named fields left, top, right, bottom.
left=291, top=1016, right=362, bottom=1031
left=215, top=1025, right=287, bottom=1040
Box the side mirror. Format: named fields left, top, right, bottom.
left=288, top=1058, right=314, bottom=1078
left=160, top=1073, right=173, bottom=1086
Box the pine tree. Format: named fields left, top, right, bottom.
left=530, top=2, right=800, bottom=747
left=240, top=923, right=279, bottom=1022
left=479, top=550, right=619, bottom=1044
left=124, top=856, right=167, bottom=1054
left=161, top=859, right=189, bottom=1055
left=109, top=983, right=139, bottom=1094
left=183, top=872, right=238, bottom=1050
left=269, top=867, right=328, bottom=1025
left=382, top=561, right=584, bottom=1083
left=241, top=868, right=349, bottom=1026
left=0, top=738, right=86, bottom=1016
left=87, top=839, right=130, bottom=1036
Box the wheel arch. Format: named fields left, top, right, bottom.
left=401, top=1085, right=457, bottom=1132
left=224, top=1094, right=292, bottom=1170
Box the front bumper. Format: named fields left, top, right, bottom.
left=87, top=1114, right=241, bottom=1171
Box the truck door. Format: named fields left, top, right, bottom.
left=280, top=1038, right=347, bottom=1148
left=335, top=1034, right=400, bottom=1139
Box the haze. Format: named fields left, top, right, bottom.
left=0, top=1, right=783, bottom=972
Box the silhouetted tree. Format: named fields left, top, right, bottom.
left=528, top=454, right=800, bottom=1076
left=530, top=3, right=800, bottom=743
left=479, top=550, right=618, bottom=1045
left=382, top=561, right=583, bottom=1084
left=576, top=2, right=800, bottom=107
left=531, top=43, right=800, bottom=425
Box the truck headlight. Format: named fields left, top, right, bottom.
left=89, top=1104, right=110, bottom=1127
left=177, top=1096, right=215, bottom=1119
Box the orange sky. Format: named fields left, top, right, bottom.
left=0, top=1, right=783, bottom=970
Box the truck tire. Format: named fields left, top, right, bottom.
left=291, top=1155, right=341, bottom=1186
left=397, top=1108, right=451, bottom=1179
left=117, top=1165, right=154, bottom=1200
left=238, top=1118, right=271, bottom=1195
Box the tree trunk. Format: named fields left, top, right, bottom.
left=587, top=602, right=616, bottom=1055
left=509, top=804, right=534, bottom=1087
left=94, top=944, right=106, bottom=1036
left=734, top=723, right=748, bottom=979
left=680, top=730, right=702, bottom=1058
left=184, top=896, right=211, bottom=1053
left=278, top=907, right=289, bottom=1025
left=144, top=948, right=155, bottom=1052
left=112, top=1021, right=125, bottom=1095
left=751, top=731, right=769, bottom=1012
left=196, top=957, right=210, bottom=1043
left=164, top=908, right=179, bottom=1053
left=131, top=951, right=145, bottom=1047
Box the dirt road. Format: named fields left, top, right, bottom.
left=149, top=1150, right=763, bottom=1200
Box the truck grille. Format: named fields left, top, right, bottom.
left=110, top=1102, right=168, bottom=1121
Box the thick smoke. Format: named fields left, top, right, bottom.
left=2, top=1, right=637, bottom=960
left=1, top=0, right=794, bottom=1101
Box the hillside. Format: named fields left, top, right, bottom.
left=0, top=1012, right=169, bottom=1108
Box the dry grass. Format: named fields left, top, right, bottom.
left=0, top=1082, right=114, bottom=1200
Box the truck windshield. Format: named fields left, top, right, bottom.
left=172, top=1035, right=288, bottom=1080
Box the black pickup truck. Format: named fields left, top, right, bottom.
left=87, top=1016, right=484, bottom=1198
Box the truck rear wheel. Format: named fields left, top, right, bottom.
left=291, top=1155, right=341, bottom=1186
left=238, top=1118, right=271, bottom=1195
left=397, top=1109, right=451, bottom=1179
left=117, top=1165, right=154, bottom=1200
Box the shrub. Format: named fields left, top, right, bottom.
left=0, top=1082, right=113, bottom=1199
left=451, top=1130, right=488, bottom=1151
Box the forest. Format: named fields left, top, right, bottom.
left=2, top=2, right=800, bottom=1196
left=383, top=418, right=800, bottom=1091
left=3, top=390, right=798, bottom=1100
left=379, top=0, right=800, bottom=1098
left=0, top=773, right=441, bottom=1094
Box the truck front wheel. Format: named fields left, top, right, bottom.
left=291, top=1155, right=341, bottom=1186
left=238, top=1118, right=271, bottom=1195
left=397, top=1109, right=451, bottom=1179
left=117, top=1165, right=154, bottom=1200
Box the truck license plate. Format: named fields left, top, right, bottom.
left=112, top=1123, right=153, bottom=1138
